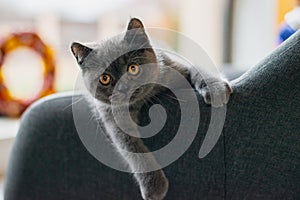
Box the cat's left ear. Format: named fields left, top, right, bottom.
left=70, top=42, right=92, bottom=65
left=124, top=18, right=149, bottom=45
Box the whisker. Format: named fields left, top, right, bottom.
left=158, top=93, right=187, bottom=103
left=132, top=56, right=150, bottom=60
left=63, top=96, right=85, bottom=111
left=140, top=97, right=164, bottom=122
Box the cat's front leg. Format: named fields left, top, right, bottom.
left=102, top=116, right=168, bottom=200
left=195, top=78, right=233, bottom=107
left=136, top=170, right=169, bottom=200
left=161, top=54, right=233, bottom=107
left=120, top=141, right=169, bottom=200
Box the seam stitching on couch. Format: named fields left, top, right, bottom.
left=223, top=129, right=227, bottom=200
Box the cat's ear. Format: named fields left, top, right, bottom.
left=127, top=17, right=145, bottom=30
left=124, top=18, right=149, bottom=46
left=70, top=42, right=92, bottom=65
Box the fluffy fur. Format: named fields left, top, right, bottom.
left=71, top=18, right=232, bottom=200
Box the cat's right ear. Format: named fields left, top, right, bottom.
left=70, top=42, right=92, bottom=65
left=124, top=18, right=149, bottom=46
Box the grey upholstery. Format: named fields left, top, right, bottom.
left=4, top=31, right=300, bottom=200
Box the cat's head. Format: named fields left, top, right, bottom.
left=71, top=18, right=159, bottom=105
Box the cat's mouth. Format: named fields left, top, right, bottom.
left=109, top=88, right=143, bottom=105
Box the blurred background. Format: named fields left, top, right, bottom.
left=0, top=0, right=298, bottom=198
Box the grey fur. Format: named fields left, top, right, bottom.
left=71, top=18, right=232, bottom=200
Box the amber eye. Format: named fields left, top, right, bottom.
left=127, top=64, right=140, bottom=75
left=99, top=74, right=111, bottom=85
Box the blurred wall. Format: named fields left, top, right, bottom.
left=178, top=0, right=278, bottom=70
left=178, top=0, right=226, bottom=68
left=231, top=0, right=277, bottom=69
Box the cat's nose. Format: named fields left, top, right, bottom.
left=116, top=83, right=129, bottom=93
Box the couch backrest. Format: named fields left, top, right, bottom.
left=4, top=32, right=300, bottom=200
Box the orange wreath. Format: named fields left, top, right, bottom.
left=0, top=32, right=55, bottom=117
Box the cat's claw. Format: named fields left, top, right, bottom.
left=140, top=170, right=169, bottom=200
left=199, top=81, right=233, bottom=107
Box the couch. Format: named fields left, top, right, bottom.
left=4, top=31, right=300, bottom=200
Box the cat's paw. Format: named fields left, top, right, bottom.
left=198, top=80, right=233, bottom=107
left=140, top=170, right=169, bottom=200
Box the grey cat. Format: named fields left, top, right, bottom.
left=71, top=18, right=232, bottom=200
